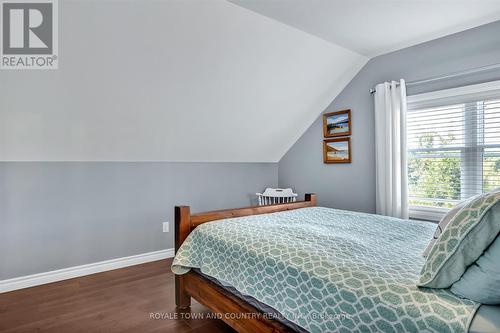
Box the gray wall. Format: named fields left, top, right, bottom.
left=0, top=162, right=277, bottom=279
left=0, top=1, right=289, bottom=281
left=279, top=20, right=500, bottom=213
left=3, top=19, right=500, bottom=281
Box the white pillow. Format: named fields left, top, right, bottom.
left=422, top=195, right=480, bottom=257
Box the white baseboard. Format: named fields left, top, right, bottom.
left=0, top=248, right=175, bottom=293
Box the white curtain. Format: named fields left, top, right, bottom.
left=374, top=79, right=409, bottom=219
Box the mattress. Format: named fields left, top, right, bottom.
left=195, top=269, right=500, bottom=333
left=172, top=207, right=483, bottom=332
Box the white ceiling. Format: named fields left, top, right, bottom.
left=229, top=0, right=500, bottom=57
left=0, top=0, right=366, bottom=162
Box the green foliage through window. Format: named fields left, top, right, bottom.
left=408, top=133, right=461, bottom=208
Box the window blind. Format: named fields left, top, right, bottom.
left=407, top=98, right=500, bottom=209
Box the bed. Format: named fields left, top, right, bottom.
left=171, top=194, right=500, bottom=333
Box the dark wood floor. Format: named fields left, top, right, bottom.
left=0, top=259, right=235, bottom=333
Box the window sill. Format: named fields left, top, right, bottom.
left=409, top=205, right=448, bottom=222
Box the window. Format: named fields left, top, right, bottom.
left=406, top=81, right=500, bottom=220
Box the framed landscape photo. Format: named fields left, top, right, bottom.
left=323, top=109, right=351, bottom=137
left=323, top=138, right=351, bottom=163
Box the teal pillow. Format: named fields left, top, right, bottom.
left=422, top=195, right=480, bottom=257
left=418, top=190, right=500, bottom=288
left=451, top=227, right=500, bottom=304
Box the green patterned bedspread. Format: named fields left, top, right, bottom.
left=172, top=207, right=479, bottom=333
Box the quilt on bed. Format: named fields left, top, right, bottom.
left=171, top=207, right=479, bottom=333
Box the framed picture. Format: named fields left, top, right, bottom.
left=323, top=138, right=351, bottom=163
left=323, top=109, right=351, bottom=137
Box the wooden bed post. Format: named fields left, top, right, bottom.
left=305, top=193, right=317, bottom=206
left=175, top=206, right=192, bottom=309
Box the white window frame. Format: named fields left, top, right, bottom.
left=406, top=80, right=500, bottom=221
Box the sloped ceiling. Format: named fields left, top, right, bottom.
left=0, top=0, right=367, bottom=162
left=229, top=0, right=500, bottom=57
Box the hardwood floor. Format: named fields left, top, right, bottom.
left=0, top=259, right=235, bottom=333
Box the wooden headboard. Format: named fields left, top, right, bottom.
left=173, top=193, right=318, bottom=326
left=174, top=193, right=317, bottom=252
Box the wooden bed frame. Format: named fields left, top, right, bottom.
left=174, top=193, right=317, bottom=333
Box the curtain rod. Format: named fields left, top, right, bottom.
left=369, top=62, right=500, bottom=94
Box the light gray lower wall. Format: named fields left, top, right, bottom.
left=279, top=20, right=500, bottom=213
left=0, top=162, right=277, bottom=280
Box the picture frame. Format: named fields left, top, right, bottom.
left=323, top=109, right=351, bottom=137
left=323, top=137, right=351, bottom=163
